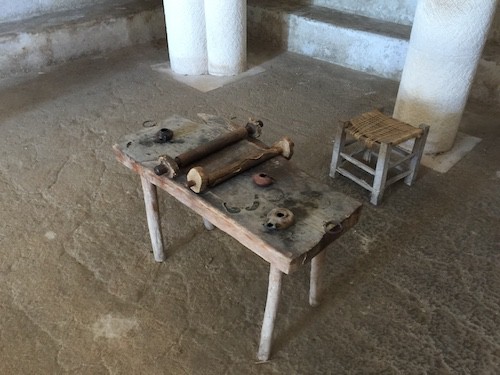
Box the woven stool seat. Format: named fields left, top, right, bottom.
left=346, top=109, right=424, bottom=148
left=330, top=109, right=429, bottom=205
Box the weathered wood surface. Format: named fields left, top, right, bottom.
left=140, top=176, right=165, bottom=262
left=113, top=114, right=362, bottom=274
left=258, top=265, right=283, bottom=361
left=309, top=249, right=327, bottom=307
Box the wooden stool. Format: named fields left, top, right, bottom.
left=330, top=109, right=429, bottom=205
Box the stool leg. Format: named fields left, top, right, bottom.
left=371, top=143, right=391, bottom=205
left=362, top=148, right=372, bottom=163
left=309, top=250, right=327, bottom=307
left=330, top=123, right=348, bottom=178
left=140, top=175, right=165, bottom=262
left=257, top=265, right=283, bottom=361
left=404, top=124, right=429, bottom=186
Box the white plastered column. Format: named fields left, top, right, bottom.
left=393, top=0, right=498, bottom=154
left=163, top=0, right=207, bottom=75
left=205, top=0, right=247, bottom=76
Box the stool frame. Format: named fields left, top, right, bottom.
left=330, top=121, right=429, bottom=205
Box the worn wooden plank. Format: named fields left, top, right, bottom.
left=309, top=250, right=327, bottom=307
left=257, top=265, right=283, bottom=361
left=140, top=175, right=165, bottom=262
left=340, top=152, right=376, bottom=175
left=337, top=167, right=374, bottom=192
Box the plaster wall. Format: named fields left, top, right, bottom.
left=0, top=0, right=129, bottom=22
left=312, top=0, right=417, bottom=25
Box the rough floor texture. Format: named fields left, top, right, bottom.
left=0, top=41, right=499, bottom=374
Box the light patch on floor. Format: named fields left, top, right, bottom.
left=352, top=229, right=375, bottom=254
left=44, top=231, right=56, bottom=240
left=92, top=314, right=138, bottom=340
left=151, top=63, right=265, bottom=92
left=421, top=132, right=482, bottom=173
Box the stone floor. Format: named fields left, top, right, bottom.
left=0, top=41, right=499, bottom=374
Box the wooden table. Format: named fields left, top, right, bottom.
left=113, top=114, right=362, bottom=360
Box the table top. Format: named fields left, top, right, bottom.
left=113, top=114, right=362, bottom=274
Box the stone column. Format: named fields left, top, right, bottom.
left=205, top=0, right=247, bottom=76
left=163, top=0, right=207, bottom=75
left=393, top=0, right=498, bottom=154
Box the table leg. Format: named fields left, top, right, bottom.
left=202, top=217, right=215, bottom=231
left=257, top=265, right=283, bottom=361
left=140, top=175, right=165, bottom=262
left=309, top=250, right=327, bottom=307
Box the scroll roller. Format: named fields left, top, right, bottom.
left=186, top=137, right=294, bottom=193
left=154, top=120, right=263, bottom=178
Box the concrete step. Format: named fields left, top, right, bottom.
left=248, top=0, right=500, bottom=106
left=248, top=0, right=411, bottom=80
left=311, top=0, right=416, bottom=26
left=0, top=0, right=164, bottom=78
left=2, top=0, right=497, bottom=106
